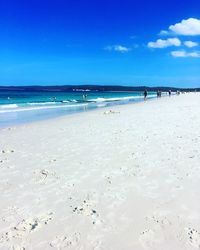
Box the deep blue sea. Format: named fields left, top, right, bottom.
left=0, top=90, right=158, bottom=128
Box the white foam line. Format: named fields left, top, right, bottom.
left=0, top=104, right=19, bottom=109
left=0, top=103, right=88, bottom=114
left=27, top=102, right=57, bottom=106
left=90, top=95, right=157, bottom=102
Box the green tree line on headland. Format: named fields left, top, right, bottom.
left=0, top=85, right=199, bottom=92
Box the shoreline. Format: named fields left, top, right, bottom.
left=1, top=93, right=200, bottom=249
left=0, top=94, right=157, bottom=129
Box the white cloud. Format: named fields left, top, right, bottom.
left=184, top=41, right=198, bottom=47
left=169, top=18, right=200, bottom=36
left=147, top=38, right=181, bottom=48
left=159, top=30, right=169, bottom=36
left=105, top=45, right=131, bottom=53
left=171, top=50, right=200, bottom=57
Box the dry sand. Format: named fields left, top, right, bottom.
left=0, top=93, right=200, bottom=250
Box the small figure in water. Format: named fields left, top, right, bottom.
left=53, top=96, right=56, bottom=102
left=82, top=94, right=87, bottom=101
left=144, top=89, right=148, bottom=100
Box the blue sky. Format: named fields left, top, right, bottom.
left=0, top=0, right=200, bottom=87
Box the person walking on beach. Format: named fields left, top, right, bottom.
left=144, top=89, right=148, bottom=100
left=157, top=90, right=160, bottom=98
left=168, top=89, right=172, bottom=97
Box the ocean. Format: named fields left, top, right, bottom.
left=0, top=90, right=158, bottom=128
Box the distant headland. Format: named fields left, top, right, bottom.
left=0, top=85, right=199, bottom=92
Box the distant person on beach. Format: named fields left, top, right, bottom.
left=168, top=90, right=172, bottom=96
left=144, top=89, right=148, bottom=100
left=157, top=90, right=161, bottom=98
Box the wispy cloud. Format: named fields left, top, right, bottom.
left=147, top=38, right=181, bottom=48
left=171, top=50, right=200, bottom=57
left=159, top=30, right=169, bottom=36
left=184, top=41, right=199, bottom=48
left=104, top=45, right=131, bottom=53
left=133, top=44, right=139, bottom=48
left=167, top=18, right=200, bottom=36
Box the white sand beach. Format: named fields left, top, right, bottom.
left=0, top=93, right=200, bottom=250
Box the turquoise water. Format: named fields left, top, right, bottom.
left=0, top=90, right=157, bottom=128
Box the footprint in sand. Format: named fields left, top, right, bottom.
left=1, top=149, right=15, bottom=154
left=33, top=169, right=59, bottom=183
left=139, top=227, right=165, bottom=248
left=139, top=229, right=157, bottom=248
left=49, top=159, right=57, bottom=163
left=5, top=245, right=26, bottom=250
left=72, top=200, right=101, bottom=225
left=0, top=212, right=53, bottom=244
left=139, top=214, right=173, bottom=248
left=105, top=176, right=112, bottom=184
left=145, top=214, right=173, bottom=229
left=49, top=232, right=81, bottom=249
left=186, top=227, right=200, bottom=248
